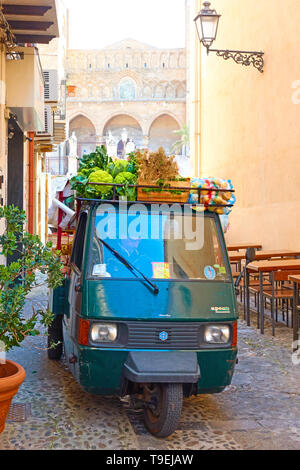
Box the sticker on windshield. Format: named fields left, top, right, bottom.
left=204, top=266, right=216, bottom=280
left=152, top=262, right=171, bottom=279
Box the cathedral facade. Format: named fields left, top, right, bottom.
left=66, top=39, right=187, bottom=157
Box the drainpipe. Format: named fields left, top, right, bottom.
left=28, top=131, right=34, bottom=234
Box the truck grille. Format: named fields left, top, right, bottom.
left=126, top=322, right=200, bottom=350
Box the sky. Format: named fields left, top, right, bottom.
left=64, top=0, right=186, bottom=49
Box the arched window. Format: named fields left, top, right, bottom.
left=119, top=78, right=136, bottom=100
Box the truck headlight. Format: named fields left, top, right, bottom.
left=91, top=323, right=118, bottom=343
left=204, top=325, right=230, bottom=344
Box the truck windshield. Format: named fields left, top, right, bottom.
left=91, top=208, right=230, bottom=281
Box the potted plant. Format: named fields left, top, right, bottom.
left=136, top=147, right=190, bottom=203
left=0, top=206, right=64, bottom=434
left=67, top=84, right=77, bottom=97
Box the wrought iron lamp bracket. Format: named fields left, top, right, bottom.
left=207, top=47, right=264, bottom=73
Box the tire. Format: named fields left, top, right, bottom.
left=143, top=383, right=183, bottom=438
left=48, top=315, right=63, bottom=360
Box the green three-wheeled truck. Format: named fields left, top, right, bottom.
left=48, top=184, right=241, bottom=438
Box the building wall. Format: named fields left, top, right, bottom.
left=0, top=45, right=6, bottom=251
left=67, top=39, right=187, bottom=156
left=186, top=0, right=202, bottom=176
left=189, top=0, right=300, bottom=249
left=0, top=45, right=6, bottom=207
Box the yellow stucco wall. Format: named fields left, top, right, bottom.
left=187, top=0, right=202, bottom=176
left=0, top=45, right=6, bottom=207
left=192, top=0, right=300, bottom=249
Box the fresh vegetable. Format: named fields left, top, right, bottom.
left=79, top=167, right=101, bottom=177
left=70, top=173, right=88, bottom=197
left=108, top=159, right=129, bottom=178
left=87, top=170, right=114, bottom=198
left=78, top=145, right=112, bottom=172
left=114, top=172, right=137, bottom=201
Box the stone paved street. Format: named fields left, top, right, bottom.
left=1, top=286, right=300, bottom=450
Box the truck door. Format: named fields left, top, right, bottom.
left=68, top=212, right=88, bottom=338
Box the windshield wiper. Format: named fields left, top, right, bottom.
left=99, top=238, right=159, bottom=295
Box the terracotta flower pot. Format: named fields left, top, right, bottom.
left=0, top=360, right=26, bottom=433
left=67, top=85, right=77, bottom=97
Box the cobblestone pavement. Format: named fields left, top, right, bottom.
left=1, top=286, right=300, bottom=450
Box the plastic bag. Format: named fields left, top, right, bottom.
left=189, top=177, right=236, bottom=215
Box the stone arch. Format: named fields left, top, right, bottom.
left=69, top=113, right=97, bottom=158
left=147, top=113, right=182, bottom=155
left=103, top=85, right=111, bottom=99
left=165, top=85, right=176, bottom=99
left=176, top=83, right=186, bottom=98
left=119, top=77, right=136, bottom=100
left=146, top=112, right=182, bottom=135
left=154, top=83, right=165, bottom=99
left=102, top=113, right=144, bottom=155
left=142, top=85, right=152, bottom=99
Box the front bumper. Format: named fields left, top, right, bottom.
left=123, top=351, right=200, bottom=384
left=73, top=347, right=237, bottom=396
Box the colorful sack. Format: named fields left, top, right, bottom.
left=189, top=177, right=236, bottom=215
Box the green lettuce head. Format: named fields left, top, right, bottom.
left=108, top=159, right=130, bottom=178
left=88, top=170, right=114, bottom=198
left=114, top=172, right=137, bottom=201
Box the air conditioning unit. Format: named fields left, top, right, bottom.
left=36, top=106, right=54, bottom=137
left=43, top=69, right=58, bottom=103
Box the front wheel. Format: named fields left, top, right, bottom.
left=143, top=383, right=183, bottom=438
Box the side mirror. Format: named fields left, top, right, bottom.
left=234, top=248, right=256, bottom=289
left=246, top=247, right=256, bottom=264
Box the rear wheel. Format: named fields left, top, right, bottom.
left=143, top=383, right=183, bottom=438
left=48, top=315, right=63, bottom=360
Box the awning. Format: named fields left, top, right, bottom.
left=2, top=0, right=59, bottom=44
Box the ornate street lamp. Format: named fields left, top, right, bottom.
left=194, top=2, right=264, bottom=73
left=194, top=1, right=221, bottom=50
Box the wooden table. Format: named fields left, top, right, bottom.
left=238, top=250, right=300, bottom=261
left=246, top=259, right=300, bottom=335
left=227, top=243, right=262, bottom=252
left=229, top=251, right=246, bottom=262
left=289, top=274, right=300, bottom=350
left=254, top=250, right=300, bottom=260
left=237, top=250, right=300, bottom=265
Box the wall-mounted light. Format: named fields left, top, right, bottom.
left=194, top=2, right=264, bottom=73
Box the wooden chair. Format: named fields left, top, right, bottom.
left=261, top=271, right=300, bottom=335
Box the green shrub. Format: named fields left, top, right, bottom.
left=0, top=206, right=64, bottom=353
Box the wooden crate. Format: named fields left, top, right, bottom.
left=137, top=180, right=190, bottom=204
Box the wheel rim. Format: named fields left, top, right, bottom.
left=143, top=384, right=163, bottom=424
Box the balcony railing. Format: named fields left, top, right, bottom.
left=45, top=156, right=78, bottom=176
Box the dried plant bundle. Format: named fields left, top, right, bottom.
left=137, top=147, right=179, bottom=184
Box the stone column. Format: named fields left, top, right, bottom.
left=142, top=135, right=149, bottom=148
